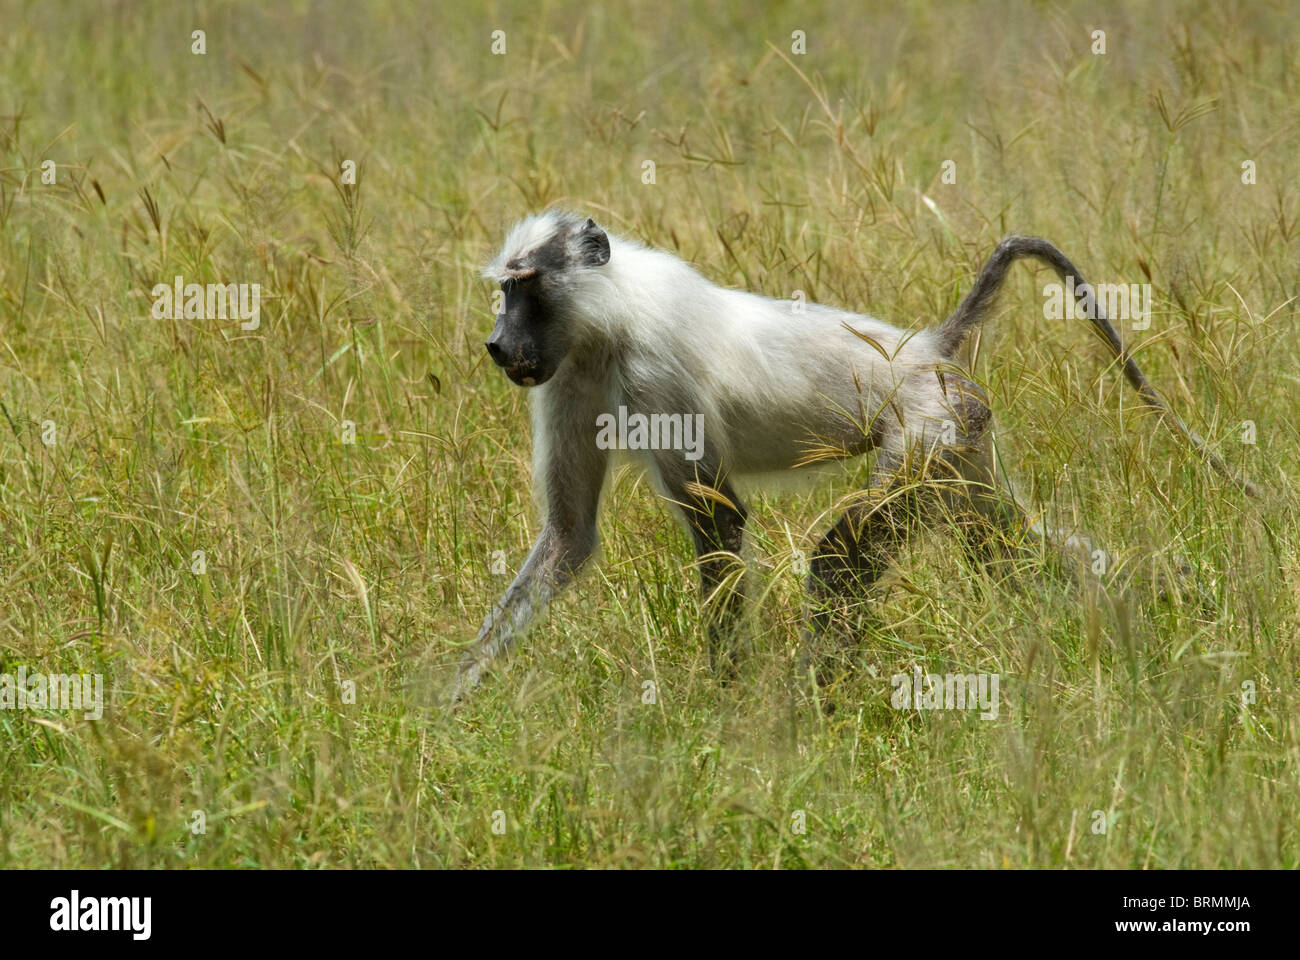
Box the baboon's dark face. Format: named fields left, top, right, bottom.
left=485, top=218, right=609, bottom=387
left=485, top=272, right=572, bottom=387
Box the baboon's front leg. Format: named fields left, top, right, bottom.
left=453, top=522, right=598, bottom=699
left=663, top=470, right=748, bottom=679
left=453, top=395, right=609, bottom=701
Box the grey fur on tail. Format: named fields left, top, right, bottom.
left=934, top=236, right=1261, bottom=498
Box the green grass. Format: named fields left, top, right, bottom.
left=0, top=0, right=1296, bottom=868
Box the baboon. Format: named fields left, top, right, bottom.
left=457, top=211, right=1258, bottom=698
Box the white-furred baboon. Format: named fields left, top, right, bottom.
left=456, top=211, right=1258, bottom=698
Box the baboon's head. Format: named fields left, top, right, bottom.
left=483, top=211, right=611, bottom=387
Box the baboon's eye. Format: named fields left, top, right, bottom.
left=501, top=273, right=537, bottom=295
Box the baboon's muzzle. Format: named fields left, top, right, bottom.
left=485, top=337, right=545, bottom=387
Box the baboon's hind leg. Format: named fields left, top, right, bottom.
left=945, top=440, right=1116, bottom=585
left=800, top=455, right=926, bottom=686
left=799, top=370, right=994, bottom=688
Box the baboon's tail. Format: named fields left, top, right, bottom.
left=933, top=236, right=1262, bottom=498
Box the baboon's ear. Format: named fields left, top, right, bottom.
left=577, top=218, right=611, bottom=267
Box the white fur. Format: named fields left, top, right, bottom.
left=488, top=211, right=959, bottom=492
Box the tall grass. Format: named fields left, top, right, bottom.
left=0, top=0, right=1295, bottom=868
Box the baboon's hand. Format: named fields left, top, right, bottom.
left=446, top=620, right=501, bottom=707
left=447, top=659, right=483, bottom=707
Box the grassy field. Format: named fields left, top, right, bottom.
left=0, top=0, right=1296, bottom=868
